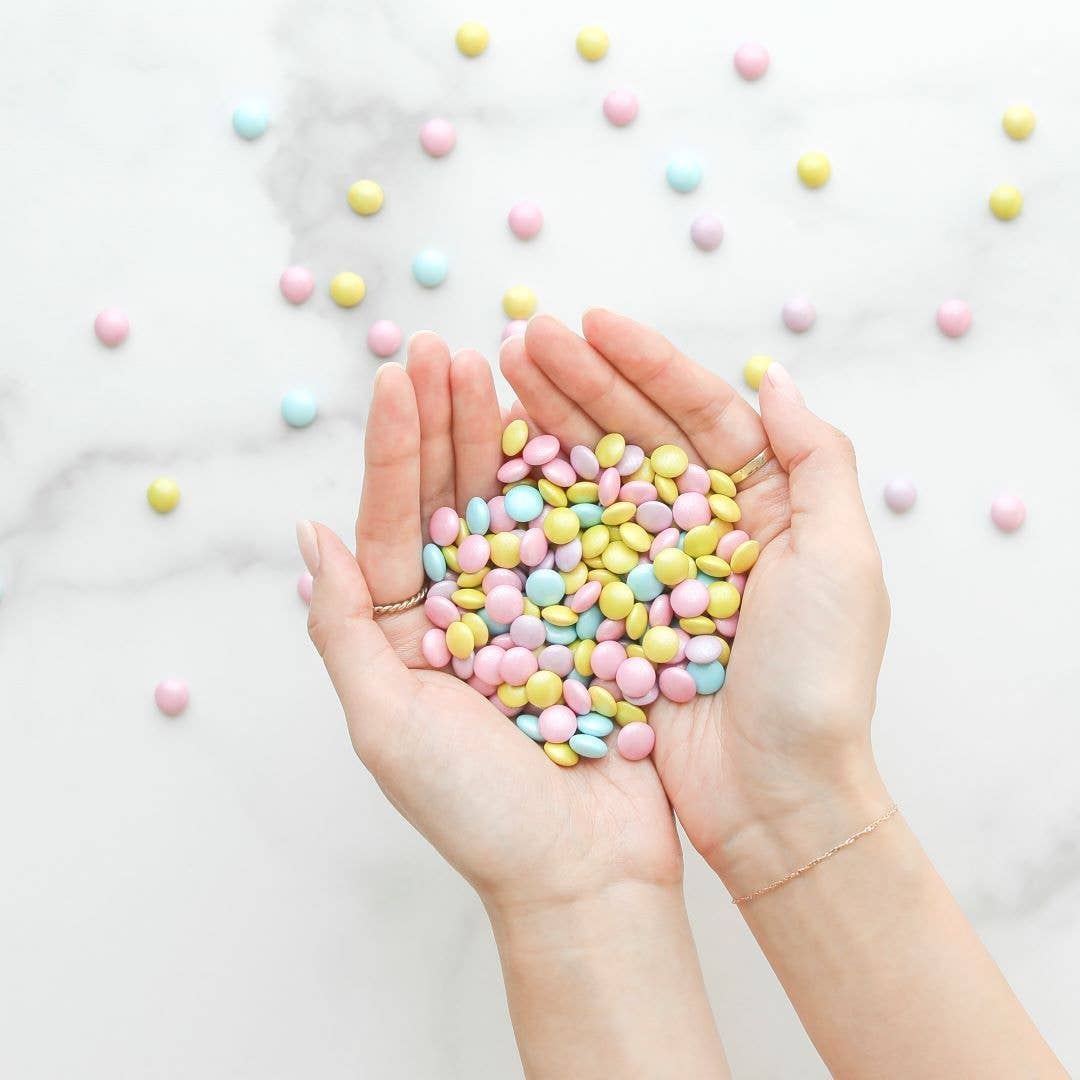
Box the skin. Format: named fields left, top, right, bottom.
left=299, top=311, right=1066, bottom=1078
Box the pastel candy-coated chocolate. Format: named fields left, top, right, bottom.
left=576, top=712, right=615, bottom=737
left=570, top=445, right=600, bottom=479
left=422, top=628, right=452, bottom=668
left=733, top=41, right=770, bottom=81
left=990, top=494, right=1026, bottom=532
left=936, top=299, right=972, bottom=338
left=658, top=665, right=696, bottom=703
left=539, top=705, right=578, bottom=743
left=474, top=645, right=505, bottom=685
left=569, top=733, right=608, bottom=759
left=281, top=389, right=317, bottom=428
left=539, top=644, right=574, bottom=676
left=590, top=640, right=627, bottom=680
left=487, top=585, right=526, bottom=624
left=516, top=715, right=544, bottom=742
left=508, top=201, right=543, bottom=239
left=280, top=267, right=315, bottom=305
left=504, top=484, right=545, bottom=522
left=465, top=496, right=491, bottom=535
left=687, top=660, right=726, bottom=694
left=685, top=635, right=724, bottom=664
left=94, top=307, right=130, bottom=346
left=429, top=506, right=460, bottom=546
left=457, top=534, right=490, bottom=573
left=367, top=319, right=402, bottom=357
left=297, top=571, right=313, bottom=604
left=603, top=87, right=638, bottom=127
left=155, top=678, right=190, bottom=717
left=666, top=152, right=703, bottom=193
left=419, top=117, right=456, bottom=157
left=884, top=477, right=917, bottom=513
left=617, top=722, right=655, bottom=760
left=690, top=213, right=724, bottom=251
left=413, top=247, right=449, bottom=287
left=782, top=296, right=816, bottom=332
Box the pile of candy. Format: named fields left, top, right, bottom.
left=420, top=423, right=759, bottom=766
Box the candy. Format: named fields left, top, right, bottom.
left=797, top=151, right=831, bottom=188
left=1002, top=104, right=1036, bottom=140
left=147, top=477, right=180, bottom=514
left=502, top=320, right=529, bottom=340
left=990, top=494, right=1026, bottom=532
left=367, top=320, right=402, bottom=357
left=508, top=201, right=543, bottom=239
left=733, top=41, right=770, bottom=81
left=603, top=88, right=639, bottom=127
left=413, top=248, right=449, bottom=287
left=576, top=25, right=609, bottom=61
left=232, top=102, right=268, bottom=140
left=281, top=388, right=318, bottom=428
left=782, top=296, right=816, bottom=333
left=936, top=299, right=972, bottom=338
left=455, top=21, right=489, bottom=57
left=690, top=213, right=724, bottom=251
left=330, top=272, right=365, bottom=307
left=419, top=118, right=456, bottom=158
left=155, top=678, right=190, bottom=717
left=94, top=307, right=129, bottom=346
left=503, top=286, right=538, bottom=320
left=347, top=179, right=384, bottom=216
left=297, top=571, right=314, bottom=604
left=666, top=152, right=703, bottom=193
left=279, top=267, right=314, bottom=305
left=617, top=722, right=655, bottom=760
left=884, top=477, right=917, bottom=513
left=989, top=184, right=1022, bottom=221
left=743, top=354, right=772, bottom=390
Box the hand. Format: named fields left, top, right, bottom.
left=500, top=310, right=892, bottom=895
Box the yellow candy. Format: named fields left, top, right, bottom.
left=560, top=562, right=588, bottom=595
left=526, top=670, right=564, bottom=708
left=654, top=475, right=679, bottom=504
left=743, top=354, right=773, bottom=391
left=708, top=469, right=737, bottom=498
left=683, top=522, right=720, bottom=558
left=455, top=20, right=490, bottom=57
left=797, top=151, right=831, bottom=188
left=680, top=616, right=718, bottom=635
left=599, top=581, right=635, bottom=620
left=446, top=621, right=474, bottom=659
left=544, top=742, right=580, bottom=767
left=499, top=683, right=529, bottom=709
left=708, top=493, right=742, bottom=522
left=1002, top=104, right=1036, bottom=141
left=595, top=432, right=626, bottom=468
left=567, top=481, right=599, bottom=503
left=600, top=541, right=638, bottom=575
left=584, top=557, right=606, bottom=570
left=685, top=560, right=698, bottom=578
left=628, top=459, right=654, bottom=483
left=146, top=477, right=180, bottom=514
left=347, top=179, right=384, bottom=216
left=442, top=545, right=460, bottom=573
left=502, top=419, right=529, bottom=456
left=543, top=507, right=580, bottom=544
left=653, top=548, right=691, bottom=586
left=489, top=532, right=521, bottom=568
left=716, top=520, right=734, bottom=537
left=707, top=581, right=741, bottom=619
left=600, top=501, right=636, bottom=526
left=523, top=599, right=541, bottom=618
left=626, top=643, right=645, bottom=659
left=716, top=639, right=732, bottom=665
left=625, top=602, right=648, bottom=640
left=451, top=588, right=486, bottom=611
left=575, top=25, right=609, bottom=61
left=581, top=523, right=611, bottom=559
left=503, top=285, right=537, bottom=319
left=588, top=568, right=619, bottom=585
left=456, top=517, right=469, bottom=544
left=730, top=539, right=761, bottom=573
left=575, top=639, right=596, bottom=677
left=456, top=568, right=488, bottom=589
left=696, top=554, right=732, bottom=578
left=542, top=604, right=578, bottom=627
left=589, top=686, right=618, bottom=717
left=504, top=477, right=537, bottom=493
left=538, top=479, right=568, bottom=507
left=461, top=611, right=489, bottom=648
left=615, top=701, right=648, bottom=727
left=607, top=526, right=622, bottom=540
left=651, top=443, right=689, bottom=478
left=619, top=522, right=652, bottom=553
left=642, top=625, right=679, bottom=663
left=989, top=184, right=1023, bottom=220
left=329, top=271, right=366, bottom=307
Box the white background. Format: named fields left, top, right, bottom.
left=2, top=1, right=1078, bottom=1076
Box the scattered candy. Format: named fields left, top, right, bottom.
left=690, top=213, right=724, bottom=251
left=1002, top=104, right=1036, bottom=141
left=330, top=271, right=366, bottom=308
left=936, top=299, right=972, bottom=338
left=797, top=151, right=831, bottom=189
left=279, top=266, right=314, bottom=305
left=232, top=102, right=269, bottom=140
left=155, top=678, right=190, bottom=717
left=364, top=319, right=401, bottom=358
left=502, top=320, right=529, bottom=341
left=781, top=296, right=816, bottom=333
left=347, top=179, right=384, bottom=216
left=503, top=286, right=537, bottom=320
left=297, top=571, right=313, bottom=604
left=413, top=248, right=449, bottom=288
left=281, top=388, right=318, bottom=428
left=733, top=41, right=770, bottom=81
left=455, top=21, right=489, bottom=57
left=743, top=354, right=773, bottom=391
left=884, top=476, right=917, bottom=513
left=508, top=201, right=543, bottom=240
left=990, top=493, right=1026, bottom=532
left=94, top=308, right=129, bottom=347
left=420, top=118, right=457, bottom=158
left=603, top=87, right=639, bottom=127
left=666, top=152, right=703, bottom=193
left=147, top=477, right=180, bottom=514
left=576, top=25, right=609, bottom=61
left=989, top=184, right=1022, bottom=221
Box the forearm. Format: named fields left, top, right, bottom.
left=717, top=773, right=1065, bottom=1078
left=487, top=882, right=729, bottom=1080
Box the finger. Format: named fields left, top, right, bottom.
left=406, top=332, right=456, bottom=523
left=450, top=349, right=505, bottom=502
left=581, top=308, right=769, bottom=475
left=356, top=363, right=425, bottom=605
left=524, top=314, right=692, bottom=458
left=499, top=335, right=604, bottom=447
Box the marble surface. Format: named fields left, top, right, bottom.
left=2, top=1, right=1078, bottom=1075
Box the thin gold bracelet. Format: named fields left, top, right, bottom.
left=731, top=806, right=900, bottom=905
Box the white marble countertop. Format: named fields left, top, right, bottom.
left=2, top=1, right=1078, bottom=1075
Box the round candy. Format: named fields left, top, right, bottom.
left=455, top=20, right=489, bottom=57
left=797, top=151, right=831, bottom=188
left=617, top=721, right=655, bottom=761
left=413, top=248, right=449, bottom=288
left=690, top=213, right=724, bottom=251
left=487, top=585, right=526, bottom=624
left=347, top=179, right=384, bottom=216
left=94, top=307, right=129, bottom=347
left=936, top=299, right=971, bottom=339
left=420, top=118, right=456, bottom=157
left=155, top=678, right=189, bottom=717
left=539, top=705, right=577, bottom=743
left=232, top=102, right=268, bottom=140
left=297, top=571, right=313, bottom=604
left=330, top=272, right=366, bottom=307
left=505, top=484, right=545, bottom=523
left=429, top=506, right=459, bottom=546
left=989, top=184, right=1022, bottom=221
left=147, top=477, right=180, bottom=514
left=279, top=266, right=314, bottom=305
left=281, top=388, right=317, bottom=428
left=782, top=296, right=816, bottom=333
left=576, top=25, right=609, bottom=61
left=687, top=660, right=726, bottom=695
left=603, top=87, right=638, bottom=127
left=367, top=319, right=403, bottom=358
left=502, top=320, right=529, bottom=341
left=743, top=354, right=773, bottom=390
left=422, top=627, right=452, bottom=668
left=616, top=656, right=656, bottom=698
left=666, top=152, right=703, bottom=193
left=569, top=733, right=608, bottom=759
left=503, top=286, right=538, bottom=320
left=1002, top=104, right=1036, bottom=140
left=508, top=201, right=543, bottom=239
left=990, top=493, right=1026, bottom=532
left=733, top=41, right=770, bottom=81
left=884, top=476, right=917, bottom=513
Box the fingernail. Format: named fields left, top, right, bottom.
left=296, top=520, right=320, bottom=576
left=765, top=362, right=804, bottom=404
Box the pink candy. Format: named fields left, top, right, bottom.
left=501, top=647, right=539, bottom=686
left=617, top=722, right=656, bottom=761
left=685, top=636, right=723, bottom=664
left=936, top=299, right=972, bottom=339
left=297, top=571, right=313, bottom=604
left=690, top=213, right=724, bottom=252
left=429, top=506, right=460, bottom=546
left=280, top=266, right=315, bottom=305
left=603, top=87, right=639, bottom=127
left=672, top=492, right=711, bottom=529
left=523, top=435, right=560, bottom=466
left=510, top=616, right=546, bottom=649
left=616, top=657, right=657, bottom=698
left=658, top=666, right=696, bottom=703
left=457, top=534, right=490, bottom=573
left=716, top=529, right=750, bottom=563
left=598, top=468, right=621, bottom=505
left=990, top=494, right=1026, bottom=533
left=591, top=640, right=627, bottom=680
left=94, top=307, right=129, bottom=347
left=733, top=41, right=770, bottom=81
left=671, top=579, right=709, bottom=618
left=486, top=585, right=525, bottom=624
left=154, top=678, right=189, bottom=717
left=367, top=319, right=403, bottom=357
left=570, top=445, right=600, bottom=480
left=884, top=477, right=917, bottom=513
left=508, top=201, right=543, bottom=239
left=781, top=296, right=816, bottom=333
left=502, top=320, right=529, bottom=341
left=563, top=680, right=592, bottom=715
left=539, top=705, right=578, bottom=743
left=419, top=117, right=456, bottom=157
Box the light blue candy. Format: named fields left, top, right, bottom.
left=232, top=102, right=269, bottom=140
left=696, top=572, right=718, bottom=587
left=687, top=660, right=726, bottom=695
left=465, top=496, right=490, bottom=535
left=569, top=733, right=608, bottom=759
left=566, top=670, right=589, bottom=684
left=422, top=543, right=447, bottom=580
left=576, top=712, right=614, bottom=738
left=666, top=152, right=703, bottom=193
left=412, top=247, right=449, bottom=288
left=571, top=503, right=604, bottom=528
left=575, top=604, right=603, bottom=641
left=477, top=609, right=510, bottom=636
left=504, top=484, right=544, bottom=523
left=281, top=388, right=317, bottom=428
left=627, top=564, right=663, bottom=602
left=516, top=715, right=544, bottom=742
left=526, top=568, right=566, bottom=606
left=544, top=621, right=577, bottom=645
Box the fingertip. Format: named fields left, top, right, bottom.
left=523, top=312, right=569, bottom=355
left=498, top=333, right=526, bottom=374
left=406, top=330, right=450, bottom=371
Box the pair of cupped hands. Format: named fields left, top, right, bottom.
left=299, top=308, right=891, bottom=913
